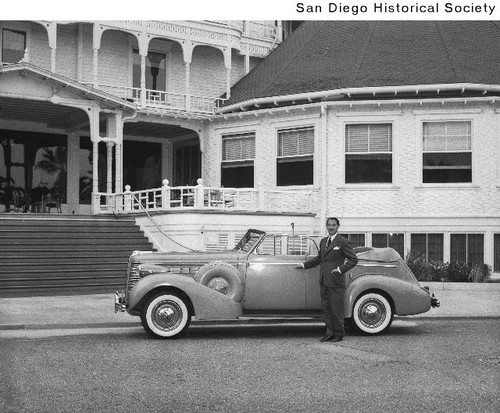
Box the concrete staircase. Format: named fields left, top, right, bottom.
left=0, top=215, right=155, bottom=297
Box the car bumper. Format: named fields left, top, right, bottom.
left=114, top=290, right=126, bottom=313
left=422, top=286, right=440, bottom=308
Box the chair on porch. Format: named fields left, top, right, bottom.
left=42, top=192, right=62, bottom=213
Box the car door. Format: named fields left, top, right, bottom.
left=243, top=235, right=307, bottom=310
left=304, top=236, right=322, bottom=309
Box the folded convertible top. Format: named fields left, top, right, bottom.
left=356, top=247, right=402, bottom=262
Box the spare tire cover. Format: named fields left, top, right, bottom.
left=194, top=261, right=244, bottom=303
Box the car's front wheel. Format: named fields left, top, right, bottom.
left=350, top=292, right=393, bottom=334
left=140, top=292, right=191, bottom=339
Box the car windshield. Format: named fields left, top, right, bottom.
left=234, top=229, right=265, bottom=253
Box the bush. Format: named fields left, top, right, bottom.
left=468, top=263, right=492, bottom=283
left=405, top=250, right=491, bottom=283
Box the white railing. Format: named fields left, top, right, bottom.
left=92, top=179, right=318, bottom=215
left=95, top=84, right=225, bottom=114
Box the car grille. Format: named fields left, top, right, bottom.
left=125, top=262, right=141, bottom=304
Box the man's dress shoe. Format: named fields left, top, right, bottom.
left=331, top=336, right=343, bottom=342
left=319, top=335, right=334, bottom=342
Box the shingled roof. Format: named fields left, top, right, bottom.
left=224, top=21, right=500, bottom=110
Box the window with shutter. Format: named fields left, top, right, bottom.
left=221, top=133, right=255, bottom=188
left=345, top=124, right=392, bottom=183
left=276, top=127, right=314, bottom=186
left=422, top=121, right=472, bottom=183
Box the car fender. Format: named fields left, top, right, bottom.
left=345, top=274, right=431, bottom=317
left=129, top=272, right=242, bottom=320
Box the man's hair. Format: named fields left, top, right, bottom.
left=326, top=217, right=340, bottom=225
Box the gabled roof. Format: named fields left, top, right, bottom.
left=224, top=21, right=500, bottom=110
left=0, top=62, right=136, bottom=112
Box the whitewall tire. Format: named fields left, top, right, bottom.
left=351, top=292, right=393, bottom=335
left=140, top=292, right=191, bottom=339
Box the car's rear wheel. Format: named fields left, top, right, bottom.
left=351, top=292, right=393, bottom=334
left=140, top=292, right=191, bottom=339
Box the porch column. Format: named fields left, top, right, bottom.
left=137, top=37, right=150, bottom=108
left=224, top=47, right=232, bottom=99
left=92, top=24, right=104, bottom=88
left=114, top=112, right=124, bottom=193
left=43, top=22, right=57, bottom=72
left=140, top=53, right=147, bottom=107
left=106, top=141, right=114, bottom=194
left=107, top=112, right=124, bottom=193
left=92, top=141, right=99, bottom=195
left=115, top=142, right=123, bottom=192
left=67, top=132, right=80, bottom=214
left=182, top=42, right=193, bottom=112
left=88, top=106, right=101, bottom=213
left=185, top=62, right=191, bottom=111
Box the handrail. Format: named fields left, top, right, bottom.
left=131, top=193, right=195, bottom=252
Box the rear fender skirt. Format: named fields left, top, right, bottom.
left=345, top=275, right=431, bottom=317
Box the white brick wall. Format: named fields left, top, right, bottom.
left=204, top=100, right=500, bottom=220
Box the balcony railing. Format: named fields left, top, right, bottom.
left=93, top=180, right=318, bottom=215
left=92, top=84, right=226, bottom=114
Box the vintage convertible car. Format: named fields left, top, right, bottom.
left=115, top=229, right=439, bottom=338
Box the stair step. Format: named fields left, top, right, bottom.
left=0, top=238, right=153, bottom=246
left=0, top=252, right=134, bottom=260
left=0, top=214, right=155, bottom=297
left=0, top=231, right=152, bottom=243
left=0, top=260, right=128, bottom=270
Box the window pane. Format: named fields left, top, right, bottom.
left=389, top=233, right=405, bottom=258
left=450, top=234, right=467, bottom=262
left=133, top=49, right=166, bottom=91
left=372, top=233, right=388, bottom=248
left=411, top=234, right=427, bottom=256
left=278, top=127, right=314, bottom=157
left=222, top=133, right=255, bottom=161
left=221, top=164, right=254, bottom=188
left=468, top=234, right=484, bottom=264
left=346, top=153, right=392, bottom=183
left=277, top=158, right=313, bottom=186
left=423, top=121, right=471, bottom=151
left=428, top=234, right=443, bottom=261
left=2, top=29, right=26, bottom=63
left=341, top=234, right=365, bottom=248
left=346, top=124, right=392, bottom=153
left=423, top=153, right=471, bottom=183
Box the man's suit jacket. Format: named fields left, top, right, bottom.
left=303, top=234, right=358, bottom=288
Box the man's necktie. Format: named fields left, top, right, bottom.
left=326, top=237, right=331, bottom=248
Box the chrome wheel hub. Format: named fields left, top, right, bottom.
left=152, top=301, right=182, bottom=331
left=207, top=277, right=229, bottom=295
left=359, top=299, right=386, bottom=328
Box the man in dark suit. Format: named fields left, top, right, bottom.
left=300, top=217, right=358, bottom=342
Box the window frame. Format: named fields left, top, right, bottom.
left=410, top=233, right=444, bottom=262
left=344, top=122, right=394, bottom=184
left=276, top=126, right=315, bottom=187
left=420, top=119, right=474, bottom=185
left=220, top=132, right=256, bottom=188
left=450, top=233, right=484, bottom=264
